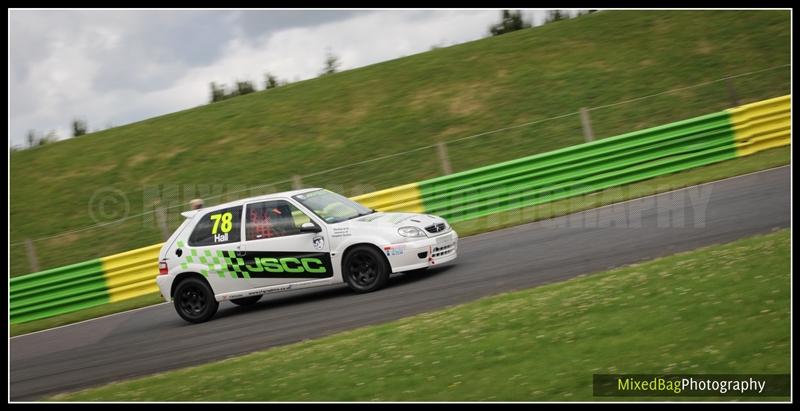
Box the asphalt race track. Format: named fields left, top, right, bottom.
left=10, top=166, right=791, bottom=401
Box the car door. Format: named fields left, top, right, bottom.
left=185, top=205, right=247, bottom=295
left=240, top=198, right=333, bottom=289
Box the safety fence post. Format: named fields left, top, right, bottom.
left=437, top=141, right=453, bottom=175
left=292, top=175, right=303, bottom=190
left=24, top=238, right=39, bottom=273
left=580, top=107, right=595, bottom=142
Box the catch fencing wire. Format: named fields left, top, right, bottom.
left=10, top=64, right=791, bottom=247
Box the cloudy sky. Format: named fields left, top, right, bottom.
left=9, top=9, right=562, bottom=148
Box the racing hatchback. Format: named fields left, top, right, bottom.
left=156, top=188, right=458, bottom=323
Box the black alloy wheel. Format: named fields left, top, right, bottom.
left=343, top=245, right=390, bottom=293
left=174, top=277, right=219, bottom=323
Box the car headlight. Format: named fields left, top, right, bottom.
left=398, top=226, right=426, bottom=238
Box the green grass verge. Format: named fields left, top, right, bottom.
left=10, top=10, right=790, bottom=276
left=11, top=146, right=789, bottom=337
left=9, top=293, right=164, bottom=337
left=48, top=229, right=790, bottom=401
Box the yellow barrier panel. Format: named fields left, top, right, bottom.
left=351, top=182, right=424, bottom=213
left=728, top=95, right=791, bottom=157
left=101, top=244, right=163, bottom=303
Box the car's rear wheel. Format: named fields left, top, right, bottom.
left=174, top=277, right=218, bottom=323
left=343, top=245, right=390, bottom=293
left=231, top=295, right=262, bottom=306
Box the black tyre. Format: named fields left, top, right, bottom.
left=174, top=277, right=219, bottom=323
left=343, top=245, right=390, bottom=293
left=231, top=295, right=262, bottom=306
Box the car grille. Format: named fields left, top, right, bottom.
left=425, top=223, right=446, bottom=233
left=432, top=243, right=455, bottom=258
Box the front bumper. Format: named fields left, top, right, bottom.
left=384, top=230, right=458, bottom=273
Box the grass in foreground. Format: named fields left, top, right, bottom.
left=49, top=229, right=790, bottom=401
left=11, top=146, right=789, bottom=337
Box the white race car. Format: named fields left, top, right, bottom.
left=156, top=188, right=458, bottom=323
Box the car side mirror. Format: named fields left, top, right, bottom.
left=300, top=222, right=321, bottom=233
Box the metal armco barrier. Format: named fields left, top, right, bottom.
left=352, top=183, right=424, bottom=213
left=10, top=245, right=163, bottom=323
left=10, top=259, right=108, bottom=324
left=10, top=95, right=790, bottom=324
left=101, top=244, right=163, bottom=303
left=729, top=95, right=790, bottom=156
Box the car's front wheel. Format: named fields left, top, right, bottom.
left=174, top=277, right=219, bottom=323
left=343, top=245, right=390, bottom=293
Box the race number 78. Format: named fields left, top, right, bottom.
left=210, top=212, right=233, bottom=234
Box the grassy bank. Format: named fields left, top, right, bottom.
left=10, top=10, right=790, bottom=276
left=49, top=229, right=790, bottom=401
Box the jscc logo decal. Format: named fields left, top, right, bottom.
left=245, top=257, right=327, bottom=273
left=230, top=251, right=334, bottom=279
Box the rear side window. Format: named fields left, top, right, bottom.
left=189, top=206, right=242, bottom=246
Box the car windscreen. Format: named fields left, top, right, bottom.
left=293, top=189, right=373, bottom=224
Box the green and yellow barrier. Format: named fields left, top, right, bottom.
left=352, top=182, right=424, bottom=213
left=729, top=95, right=790, bottom=157
left=10, top=245, right=164, bottom=323
left=101, top=244, right=162, bottom=303
left=10, top=259, right=109, bottom=323
left=10, top=95, right=790, bottom=324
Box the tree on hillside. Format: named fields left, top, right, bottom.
left=72, top=119, right=87, bottom=137
left=264, top=72, right=279, bottom=90
left=235, top=80, right=256, bottom=96
left=321, top=50, right=340, bottom=76
left=489, top=10, right=531, bottom=36
left=544, top=10, right=568, bottom=24
left=39, top=130, right=59, bottom=146
left=210, top=82, right=226, bottom=103
left=27, top=130, right=36, bottom=148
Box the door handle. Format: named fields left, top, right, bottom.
left=235, top=249, right=246, bottom=257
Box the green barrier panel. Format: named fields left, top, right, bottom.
left=419, top=111, right=737, bottom=222
left=10, top=259, right=109, bottom=324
